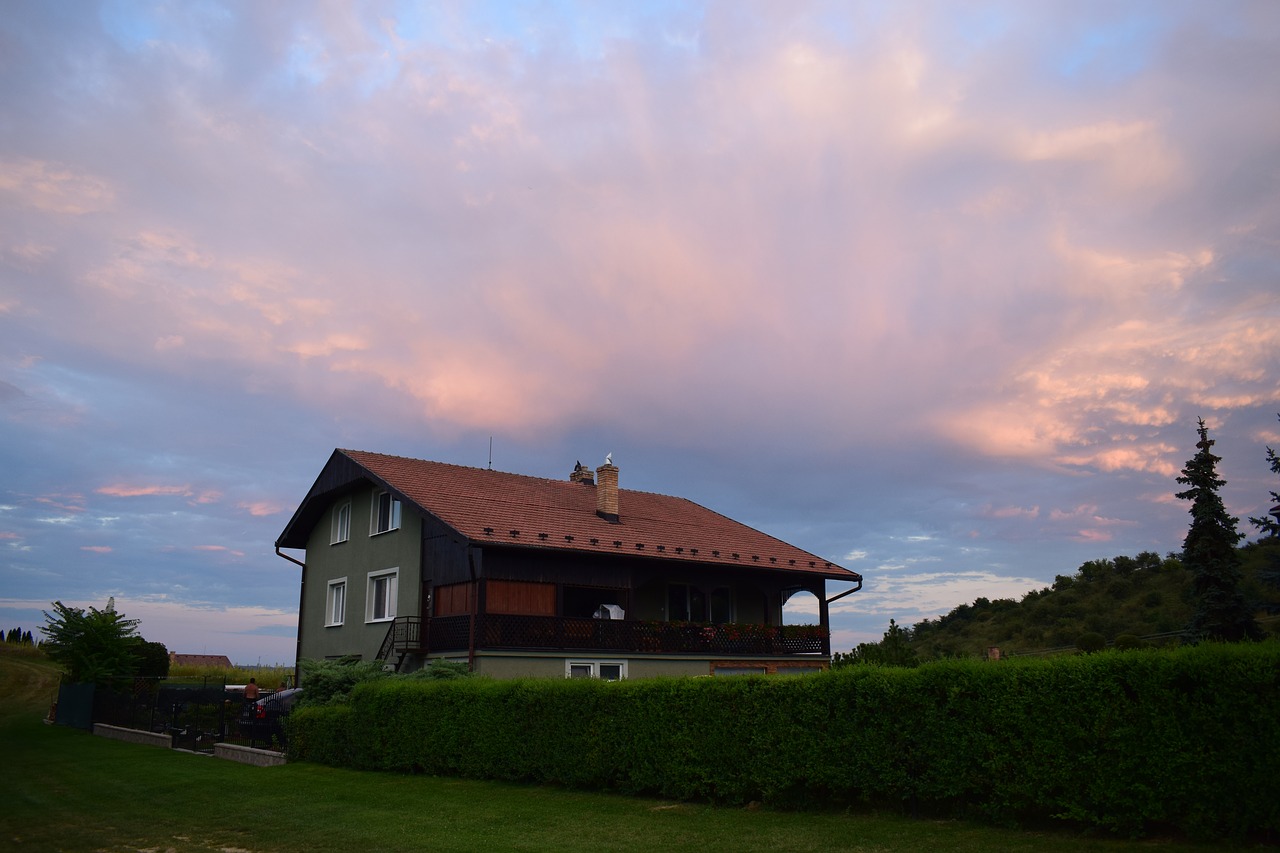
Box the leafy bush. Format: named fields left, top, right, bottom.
left=297, top=658, right=386, bottom=706
left=1113, top=634, right=1145, bottom=650
left=291, top=643, right=1280, bottom=841
left=1075, top=632, right=1106, bottom=653
left=297, top=656, right=475, bottom=706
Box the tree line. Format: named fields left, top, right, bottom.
left=2, top=627, right=37, bottom=646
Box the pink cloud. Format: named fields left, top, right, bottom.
left=238, top=501, right=285, bottom=517
left=0, top=157, right=115, bottom=214
left=35, top=494, right=86, bottom=513
left=97, top=484, right=221, bottom=505
left=98, top=484, right=194, bottom=498
left=0, top=532, right=21, bottom=540
left=193, top=545, right=246, bottom=558
left=983, top=504, right=1040, bottom=520
left=81, top=545, right=112, bottom=554
left=1050, top=505, right=1136, bottom=531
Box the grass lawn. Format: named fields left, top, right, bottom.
left=1, top=647, right=1240, bottom=852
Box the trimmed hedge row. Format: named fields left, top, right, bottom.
left=287, top=643, right=1280, bottom=839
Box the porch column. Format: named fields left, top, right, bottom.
left=818, top=583, right=831, bottom=656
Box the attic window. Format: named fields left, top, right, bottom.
left=751, top=555, right=759, bottom=561
left=590, top=538, right=599, bottom=545
left=769, top=557, right=777, bottom=563
left=789, top=559, right=795, bottom=565
left=712, top=550, right=719, bottom=557
left=331, top=502, right=351, bottom=545
left=635, top=543, right=644, bottom=550
left=538, top=533, right=549, bottom=540
left=613, top=541, right=623, bottom=548
left=483, top=527, right=494, bottom=535
left=371, top=490, right=401, bottom=535
left=731, top=553, right=739, bottom=560
left=656, top=545, right=665, bottom=552
left=565, top=535, right=574, bottom=542
left=510, top=530, right=520, bottom=537
left=690, top=548, right=698, bottom=555
left=808, top=561, right=815, bottom=567
left=675, top=547, right=684, bottom=554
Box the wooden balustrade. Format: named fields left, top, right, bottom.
left=389, top=614, right=827, bottom=657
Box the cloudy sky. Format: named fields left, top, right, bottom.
left=2, top=1, right=1278, bottom=665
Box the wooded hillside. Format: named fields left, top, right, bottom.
left=842, top=538, right=1280, bottom=662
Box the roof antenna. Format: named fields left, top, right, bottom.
left=488, top=436, right=493, bottom=470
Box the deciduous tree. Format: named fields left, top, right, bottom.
left=41, top=600, right=143, bottom=685
left=1176, top=419, right=1262, bottom=642
left=832, top=619, right=919, bottom=667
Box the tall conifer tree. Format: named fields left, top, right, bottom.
left=1176, top=418, right=1262, bottom=641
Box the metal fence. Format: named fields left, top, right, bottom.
left=74, top=676, right=288, bottom=753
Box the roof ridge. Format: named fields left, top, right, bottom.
left=339, top=448, right=703, bottom=501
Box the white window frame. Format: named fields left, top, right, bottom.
left=331, top=501, right=351, bottom=544
left=366, top=568, right=398, bottom=623
left=325, top=578, right=347, bottom=627
left=370, top=489, right=402, bottom=536
left=565, top=660, right=627, bottom=681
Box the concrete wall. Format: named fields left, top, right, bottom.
left=93, top=724, right=172, bottom=748
left=214, top=743, right=287, bottom=766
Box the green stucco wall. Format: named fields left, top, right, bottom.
left=298, top=486, right=421, bottom=663
left=467, top=653, right=712, bottom=679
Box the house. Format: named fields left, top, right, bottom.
left=275, top=450, right=862, bottom=680
left=169, top=653, right=233, bottom=668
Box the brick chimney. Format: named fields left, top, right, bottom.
left=596, top=458, right=619, bottom=523
left=569, top=461, right=595, bottom=485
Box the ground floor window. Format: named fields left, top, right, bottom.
left=565, top=660, right=627, bottom=680
left=326, top=578, right=347, bottom=626
left=366, top=569, right=398, bottom=623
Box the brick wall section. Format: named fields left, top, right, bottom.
left=596, top=463, right=619, bottom=521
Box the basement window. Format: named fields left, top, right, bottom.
left=565, top=660, right=627, bottom=681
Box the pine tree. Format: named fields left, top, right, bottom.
left=1176, top=418, right=1262, bottom=641
left=1247, top=413, right=1280, bottom=538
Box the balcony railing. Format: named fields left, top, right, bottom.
left=381, top=614, right=829, bottom=659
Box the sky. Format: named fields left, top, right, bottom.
left=2, top=1, right=1278, bottom=666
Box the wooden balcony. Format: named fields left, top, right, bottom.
left=381, top=614, right=829, bottom=660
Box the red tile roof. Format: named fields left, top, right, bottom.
left=339, top=450, right=857, bottom=581
left=169, top=653, right=232, bottom=668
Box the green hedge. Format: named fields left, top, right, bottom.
left=288, top=643, right=1280, bottom=840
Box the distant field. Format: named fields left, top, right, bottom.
left=1, top=648, right=1221, bottom=853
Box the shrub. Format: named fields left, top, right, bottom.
left=297, top=658, right=386, bottom=706
left=290, top=643, right=1280, bottom=841
left=1075, top=632, right=1106, bottom=653
left=1113, top=634, right=1146, bottom=651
